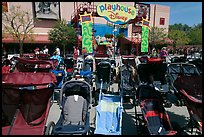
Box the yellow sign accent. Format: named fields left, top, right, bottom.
left=79, top=11, right=93, bottom=23
left=142, top=17, right=150, bottom=29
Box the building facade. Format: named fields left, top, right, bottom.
left=2, top=2, right=170, bottom=54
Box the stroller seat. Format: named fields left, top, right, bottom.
left=50, top=80, right=91, bottom=135
left=142, top=99, right=176, bottom=135
left=53, top=95, right=88, bottom=134
left=94, top=94, right=123, bottom=135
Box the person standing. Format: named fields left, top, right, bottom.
left=73, top=46, right=79, bottom=60
left=55, top=46, right=60, bottom=56
left=34, top=47, right=40, bottom=54
left=43, top=45, right=49, bottom=54
left=160, top=47, right=167, bottom=60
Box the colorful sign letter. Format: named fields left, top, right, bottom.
left=97, top=2, right=136, bottom=25
left=79, top=12, right=93, bottom=53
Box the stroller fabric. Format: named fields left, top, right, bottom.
left=52, top=80, right=91, bottom=135
left=94, top=94, right=123, bottom=135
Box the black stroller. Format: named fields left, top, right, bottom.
left=46, top=80, right=92, bottom=135
left=118, top=55, right=138, bottom=98
left=64, top=55, right=75, bottom=81
left=93, top=60, right=112, bottom=106
left=80, top=56, right=94, bottom=86
left=136, top=57, right=172, bottom=107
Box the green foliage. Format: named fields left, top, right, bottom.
left=149, top=27, right=168, bottom=48
left=169, top=23, right=191, bottom=33
left=48, top=19, right=77, bottom=56
left=168, top=29, right=190, bottom=47
left=188, top=28, right=202, bottom=45
left=2, top=5, right=36, bottom=55
left=169, top=23, right=202, bottom=46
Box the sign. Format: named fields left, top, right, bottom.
left=97, top=2, right=136, bottom=25
left=135, top=3, right=150, bottom=25
left=79, top=12, right=93, bottom=53
left=34, top=2, right=60, bottom=20
left=141, top=18, right=150, bottom=52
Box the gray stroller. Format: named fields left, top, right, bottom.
left=46, top=80, right=92, bottom=135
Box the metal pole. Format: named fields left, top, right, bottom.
left=113, top=24, right=116, bottom=60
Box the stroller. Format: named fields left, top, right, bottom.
left=14, top=57, right=55, bottom=72
left=80, top=56, right=94, bottom=86
left=166, top=63, right=200, bottom=106
left=64, top=54, right=75, bottom=81
left=95, top=60, right=112, bottom=93
left=173, top=75, right=202, bottom=134
left=135, top=85, right=177, bottom=135
left=94, top=62, right=123, bottom=135
left=118, top=55, right=138, bottom=99
left=136, top=57, right=171, bottom=107
left=2, top=72, right=57, bottom=135
left=46, top=80, right=92, bottom=135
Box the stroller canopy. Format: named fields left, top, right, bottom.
left=60, top=80, right=92, bottom=105
left=2, top=72, right=57, bottom=134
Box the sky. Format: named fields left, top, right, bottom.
left=144, top=2, right=202, bottom=27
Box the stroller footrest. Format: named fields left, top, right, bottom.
left=53, top=124, right=88, bottom=135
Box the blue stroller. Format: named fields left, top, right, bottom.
left=94, top=92, right=123, bottom=135
left=46, top=80, right=92, bottom=135
left=50, top=55, right=66, bottom=102
left=94, top=63, right=123, bottom=135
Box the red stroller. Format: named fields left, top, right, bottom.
left=2, top=72, right=57, bottom=135
left=174, top=75, right=202, bottom=134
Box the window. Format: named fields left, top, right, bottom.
left=160, top=18, right=165, bottom=25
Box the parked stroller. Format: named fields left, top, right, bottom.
left=64, top=54, right=75, bottom=81
left=94, top=61, right=123, bottom=135
left=166, top=63, right=200, bottom=106
left=118, top=55, right=138, bottom=97
left=135, top=85, right=177, bottom=135
left=173, top=75, right=202, bottom=134
left=80, top=56, right=94, bottom=86
left=136, top=57, right=172, bottom=108
left=14, top=57, right=55, bottom=72
left=94, top=91, right=123, bottom=135
left=46, top=80, right=92, bottom=135
left=2, top=72, right=57, bottom=135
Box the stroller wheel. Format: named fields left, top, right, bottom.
left=164, top=101, right=172, bottom=108
left=45, top=121, right=55, bottom=135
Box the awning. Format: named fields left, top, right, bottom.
left=2, top=34, right=51, bottom=44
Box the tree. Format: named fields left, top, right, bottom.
left=168, top=29, right=190, bottom=47
left=48, top=19, right=77, bottom=57
left=188, top=28, right=202, bottom=45
left=149, top=27, right=168, bottom=49
left=2, top=5, right=36, bottom=55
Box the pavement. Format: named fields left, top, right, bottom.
left=45, top=55, right=201, bottom=135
